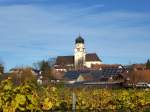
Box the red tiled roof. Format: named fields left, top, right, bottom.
left=55, top=56, right=74, bottom=65
left=86, top=53, right=101, bottom=62
left=91, top=64, right=122, bottom=70
left=55, top=53, right=101, bottom=66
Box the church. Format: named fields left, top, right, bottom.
left=54, top=35, right=102, bottom=71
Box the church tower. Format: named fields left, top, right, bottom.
left=74, top=35, right=86, bottom=70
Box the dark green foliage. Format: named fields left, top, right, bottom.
left=146, top=59, right=150, bottom=69
left=0, top=64, right=4, bottom=74
left=33, top=60, right=53, bottom=79
left=40, top=60, right=50, bottom=74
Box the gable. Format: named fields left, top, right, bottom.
left=55, top=56, right=74, bottom=65
left=55, top=53, right=102, bottom=66
left=86, top=53, right=102, bottom=62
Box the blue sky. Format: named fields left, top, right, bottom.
left=0, top=0, right=150, bottom=71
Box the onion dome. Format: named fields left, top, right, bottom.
left=75, top=35, right=84, bottom=44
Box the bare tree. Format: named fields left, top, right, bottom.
left=33, top=59, right=56, bottom=79
left=10, top=67, right=36, bottom=85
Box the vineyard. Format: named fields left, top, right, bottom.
left=0, top=78, right=150, bottom=112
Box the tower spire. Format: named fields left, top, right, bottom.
left=79, top=32, right=81, bottom=37
left=75, top=35, right=84, bottom=44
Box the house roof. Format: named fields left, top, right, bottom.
left=55, top=56, right=74, bottom=65
left=63, top=67, right=125, bottom=81
left=55, top=53, right=101, bottom=66
left=82, top=68, right=124, bottom=81
left=80, top=70, right=103, bottom=81
left=64, top=70, right=91, bottom=80
left=91, top=64, right=122, bottom=70
left=64, top=71, right=80, bottom=80
left=86, top=53, right=101, bottom=62
left=101, top=68, right=125, bottom=76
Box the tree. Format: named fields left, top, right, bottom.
left=124, top=70, right=150, bottom=87
left=146, top=59, right=150, bottom=70
left=40, top=61, right=50, bottom=73
left=0, top=63, right=4, bottom=74
left=33, top=58, right=56, bottom=70
left=10, top=67, right=36, bottom=85
left=48, top=58, right=56, bottom=67
left=33, top=60, right=53, bottom=79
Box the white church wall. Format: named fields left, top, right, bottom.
left=85, top=61, right=102, bottom=68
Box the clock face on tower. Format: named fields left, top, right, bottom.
left=76, top=44, right=80, bottom=48
left=76, top=43, right=84, bottom=48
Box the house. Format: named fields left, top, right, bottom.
left=123, top=64, right=147, bottom=72
left=91, top=64, right=123, bottom=70
left=0, top=73, right=12, bottom=82
left=9, top=67, right=40, bottom=76
left=77, top=73, right=94, bottom=82
left=122, top=66, right=150, bottom=87
left=100, top=66, right=125, bottom=82
left=131, top=64, right=146, bottom=71
left=63, top=71, right=80, bottom=84
left=63, top=70, right=91, bottom=84
left=54, top=35, right=102, bottom=71
left=63, top=65, right=125, bottom=84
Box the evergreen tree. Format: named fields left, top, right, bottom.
left=146, top=59, right=150, bottom=69
left=0, top=63, right=4, bottom=74
left=33, top=60, right=53, bottom=79
left=40, top=60, right=50, bottom=74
